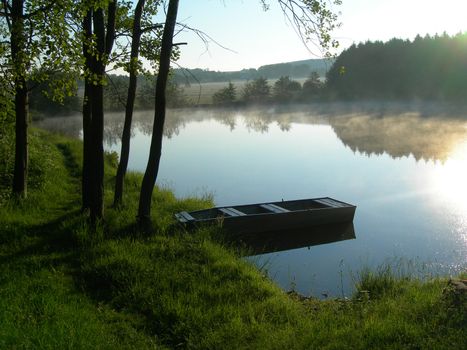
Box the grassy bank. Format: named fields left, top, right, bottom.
left=0, top=129, right=465, bottom=349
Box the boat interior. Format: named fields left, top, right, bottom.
left=186, top=198, right=352, bottom=221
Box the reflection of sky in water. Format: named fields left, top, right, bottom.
left=38, top=108, right=467, bottom=297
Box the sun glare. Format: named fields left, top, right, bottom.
left=431, top=139, right=467, bottom=215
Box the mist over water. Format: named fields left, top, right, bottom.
left=37, top=102, right=467, bottom=297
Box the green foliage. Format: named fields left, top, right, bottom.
left=29, top=79, right=81, bottom=117
left=326, top=33, right=467, bottom=100
left=212, top=82, right=237, bottom=105
left=0, top=0, right=82, bottom=101
left=301, top=71, right=323, bottom=99
left=242, top=77, right=271, bottom=103
left=111, top=0, right=166, bottom=76
left=272, top=76, right=301, bottom=102
left=261, top=1, right=341, bottom=57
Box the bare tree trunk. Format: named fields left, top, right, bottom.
left=82, top=8, right=92, bottom=210
left=89, top=7, right=105, bottom=224
left=13, top=83, right=28, bottom=197
left=138, top=0, right=179, bottom=230
left=87, top=2, right=116, bottom=224
left=11, top=0, right=28, bottom=197
left=114, top=0, right=146, bottom=207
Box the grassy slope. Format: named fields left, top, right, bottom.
left=0, top=129, right=465, bottom=349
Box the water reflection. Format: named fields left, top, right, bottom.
left=234, top=222, right=356, bottom=255
left=429, top=140, right=467, bottom=213
left=331, top=114, right=467, bottom=161
left=36, top=102, right=467, bottom=163
left=34, top=102, right=467, bottom=297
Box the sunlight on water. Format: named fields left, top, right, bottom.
left=431, top=140, right=467, bottom=215
left=429, top=138, right=467, bottom=267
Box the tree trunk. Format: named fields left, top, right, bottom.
left=114, top=0, right=146, bottom=207
left=13, top=83, right=28, bottom=197
left=84, top=1, right=117, bottom=224
left=89, top=7, right=106, bottom=224
left=138, top=0, right=179, bottom=230
left=82, top=8, right=92, bottom=210
left=11, top=0, right=28, bottom=197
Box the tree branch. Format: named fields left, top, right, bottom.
left=175, top=22, right=237, bottom=54
left=105, top=73, right=127, bottom=110
left=171, top=61, right=203, bottom=105
left=1, top=0, right=11, bottom=30
left=140, top=23, right=163, bottom=34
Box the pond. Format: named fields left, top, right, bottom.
left=37, top=102, right=467, bottom=297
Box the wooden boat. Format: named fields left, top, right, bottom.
left=175, top=197, right=356, bottom=234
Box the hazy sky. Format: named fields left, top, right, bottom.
left=172, top=0, right=467, bottom=71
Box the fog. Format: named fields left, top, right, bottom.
left=36, top=101, right=467, bottom=163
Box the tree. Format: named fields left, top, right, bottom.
left=137, top=0, right=179, bottom=230
left=212, top=82, right=236, bottom=105
left=1, top=0, right=79, bottom=197
left=113, top=0, right=147, bottom=207
left=242, top=77, right=270, bottom=103
left=301, top=71, right=323, bottom=99
left=272, top=76, right=301, bottom=102
left=80, top=0, right=117, bottom=223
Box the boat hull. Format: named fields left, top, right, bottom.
left=175, top=197, right=356, bottom=235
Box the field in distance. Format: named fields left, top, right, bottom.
left=181, top=78, right=308, bottom=105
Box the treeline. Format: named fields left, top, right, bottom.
left=326, top=33, right=467, bottom=100
left=211, top=73, right=323, bottom=105
left=29, top=33, right=467, bottom=117
left=30, top=75, right=189, bottom=117
left=171, top=58, right=330, bottom=83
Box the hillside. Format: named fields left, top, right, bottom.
left=172, top=58, right=333, bottom=84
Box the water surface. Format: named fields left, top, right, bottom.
left=37, top=103, right=467, bottom=297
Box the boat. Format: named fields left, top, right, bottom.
left=175, top=197, right=356, bottom=234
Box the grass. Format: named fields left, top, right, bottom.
left=0, top=127, right=465, bottom=349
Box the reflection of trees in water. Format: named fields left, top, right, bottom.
left=329, top=113, right=467, bottom=162
left=244, top=116, right=270, bottom=133
left=160, top=107, right=310, bottom=134
left=36, top=102, right=467, bottom=163
left=103, top=113, right=124, bottom=147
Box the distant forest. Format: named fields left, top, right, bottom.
left=30, top=33, right=467, bottom=116
left=171, top=58, right=331, bottom=83
left=326, top=33, right=467, bottom=100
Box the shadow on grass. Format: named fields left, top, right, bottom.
left=0, top=209, right=86, bottom=277
left=56, top=142, right=81, bottom=179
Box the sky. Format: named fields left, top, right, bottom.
left=171, top=0, right=467, bottom=71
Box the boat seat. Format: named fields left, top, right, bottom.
left=219, top=207, right=247, bottom=217
left=260, top=203, right=290, bottom=213
left=315, top=198, right=346, bottom=208
left=176, top=211, right=195, bottom=222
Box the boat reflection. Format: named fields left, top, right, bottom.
left=231, top=222, right=356, bottom=256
